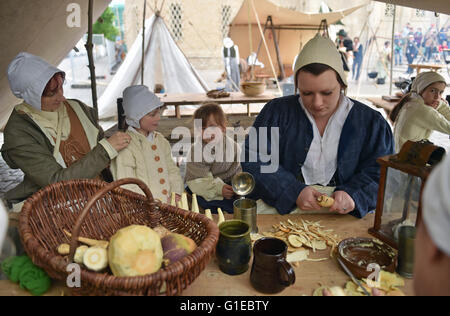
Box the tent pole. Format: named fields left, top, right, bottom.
left=250, top=0, right=282, bottom=95
left=255, top=17, right=269, bottom=60
left=389, top=5, right=396, bottom=96
left=86, top=0, right=98, bottom=122
left=142, top=0, right=147, bottom=85
left=268, top=16, right=286, bottom=80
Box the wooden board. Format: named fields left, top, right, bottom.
left=0, top=213, right=414, bottom=296
left=157, top=92, right=277, bottom=118
left=366, top=97, right=397, bottom=116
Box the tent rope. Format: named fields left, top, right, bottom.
left=250, top=0, right=282, bottom=95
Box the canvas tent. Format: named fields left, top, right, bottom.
left=0, top=0, right=110, bottom=130
left=373, top=0, right=450, bottom=16
left=98, top=14, right=209, bottom=119
left=229, top=0, right=368, bottom=78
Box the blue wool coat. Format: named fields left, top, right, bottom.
left=242, top=95, right=394, bottom=218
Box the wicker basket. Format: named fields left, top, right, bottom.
left=19, top=178, right=219, bottom=296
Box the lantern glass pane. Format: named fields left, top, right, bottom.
left=380, top=168, right=421, bottom=242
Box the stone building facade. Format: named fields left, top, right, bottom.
left=123, top=0, right=445, bottom=72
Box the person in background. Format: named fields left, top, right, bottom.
left=405, top=35, right=418, bottom=74
left=336, top=29, right=353, bottom=75
left=377, top=41, right=391, bottom=82
left=110, top=85, right=184, bottom=202
left=222, top=37, right=240, bottom=92
left=1, top=52, right=130, bottom=212
left=414, top=153, right=450, bottom=296
left=394, top=33, right=404, bottom=66
left=390, top=71, right=450, bottom=153
left=242, top=34, right=394, bottom=218
left=414, top=27, right=423, bottom=48
left=185, top=103, right=242, bottom=213
left=352, top=37, right=363, bottom=81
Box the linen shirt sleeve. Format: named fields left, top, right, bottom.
left=416, top=103, right=450, bottom=135
left=186, top=173, right=225, bottom=201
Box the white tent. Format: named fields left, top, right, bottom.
left=373, top=0, right=450, bottom=16
left=0, top=0, right=109, bottom=130
left=98, top=14, right=209, bottom=119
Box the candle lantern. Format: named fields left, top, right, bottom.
left=369, top=140, right=445, bottom=249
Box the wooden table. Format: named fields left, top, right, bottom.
left=365, top=97, right=398, bottom=117
left=0, top=213, right=414, bottom=296
left=157, top=92, right=277, bottom=118
left=408, top=64, right=444, bottom=74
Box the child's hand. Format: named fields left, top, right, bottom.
left=222, top=184, right=235, bottom=199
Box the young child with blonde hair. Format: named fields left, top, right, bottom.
left=185, top=103, right=242, bottom=213
left=111, top=85, right=183, bottom=202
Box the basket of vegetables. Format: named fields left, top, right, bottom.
left=19, top=178, right=219, bottom=296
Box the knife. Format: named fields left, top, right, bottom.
left=337, top=257, right=371, bottom=296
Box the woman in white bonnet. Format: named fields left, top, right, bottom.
left=242, top=34, right=394, bottom=218
left=390, top=71, right=450, bottom=152
left=110, top=85, right=184, bottom=202
left=414, top=153, right=450, bottom=295
left=1, top=52, right=131, bottom=210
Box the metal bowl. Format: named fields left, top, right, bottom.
left=231, top=172, right=255, bottom=196
left=336, top=237, right=396, bottom=279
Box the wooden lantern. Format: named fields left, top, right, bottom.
left=369, top=140, right=445, bottom=249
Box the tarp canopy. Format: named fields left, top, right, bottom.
left=0, top=0, right=110, bottom=130
left=229, top=0, right=368, bottom=78
left=98, top=14, right=209, bottom=119
left=373, top=0, right=450, bottom=16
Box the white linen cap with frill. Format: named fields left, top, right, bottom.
left=422, top=153, right=450, bottom=256
left=293, top=34, right=347, bottom=90
left=7, top=52, right=64, bottom=110
left=122, top=85, right=164, bottom=128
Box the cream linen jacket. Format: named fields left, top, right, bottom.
left=394, top=98, right=450, bottom=152
left=111, top=130, right=184, bottom=202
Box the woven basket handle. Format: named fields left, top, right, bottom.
left=68, top=178, right=155, bottom=263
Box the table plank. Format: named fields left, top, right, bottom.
left=157, top=92, right=277, bottom=118
left=366, top=97, right=397, bottom=116
left=408, top=64, right=444, bottom=74
left=0, top=213, right=414, bottom=296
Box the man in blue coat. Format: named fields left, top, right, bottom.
left=242, top=35, right=394, bottom=218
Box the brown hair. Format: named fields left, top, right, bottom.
left=193, top=102, right=228, bottom=128
left=42, top=72, right=65, bottom=97
left=390, top=80, right=446, bottom=122
left=297, top=63, right=347, bottom=89
left=390, top=94, right=412, bottom=122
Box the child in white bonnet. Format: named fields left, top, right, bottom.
left=111, top=85, right=183, bottom=202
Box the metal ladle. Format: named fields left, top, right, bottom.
left=231, top=172, right=255, bottom=197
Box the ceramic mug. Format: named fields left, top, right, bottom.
left=250, top=237, right=296, bottom=294
left=216, top=220, right=252, bottom=275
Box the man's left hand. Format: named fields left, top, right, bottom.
left=329, top=190, right=355, bottom=214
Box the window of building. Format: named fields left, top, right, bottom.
left=170, top=2, right=183, bottom=41
left=384, top=4, right=395, bottom=17
left=415, top=9, right=426, bottom=18
left=221, top=5, right=232, bottom=38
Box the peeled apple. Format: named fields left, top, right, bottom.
left=108, top=225, right=163, bottom=277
